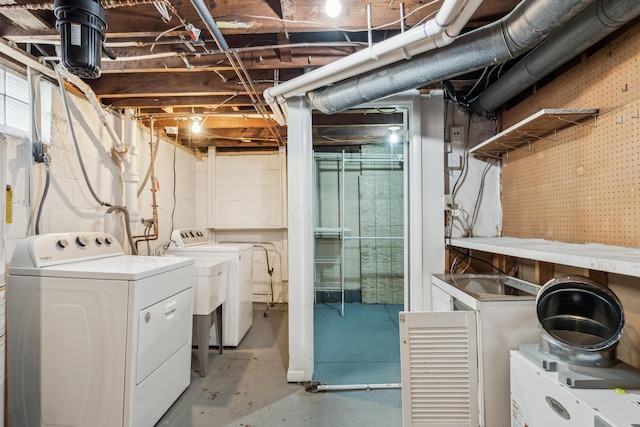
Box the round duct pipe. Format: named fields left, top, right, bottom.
left=54, top=0, right=106, bottom=79
left=536, top=275, right=624, bottom=367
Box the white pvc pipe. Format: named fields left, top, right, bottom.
left=315, top=383, right=402, bottom=391
left=55, top=64, right=127, bottom=154
left=264, top=0, right=482, bottom=123
left=123, top=109, right=140, bottom=231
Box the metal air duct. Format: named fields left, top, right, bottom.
left=309, top=0, right=594, bottom=115
left=470, top=0, right=640, bottom=117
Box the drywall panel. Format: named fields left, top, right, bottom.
left=501, top=23, right=640, bottom=247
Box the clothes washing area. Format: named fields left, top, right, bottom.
left=7, top=232, right=195, bottom=427
left=166, top=229, right=254, bottom=347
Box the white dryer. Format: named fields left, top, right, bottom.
left=168, top=228, right=253, bottom=347
left=7, top=232, right=195, bottom=427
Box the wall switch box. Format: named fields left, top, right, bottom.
left=450, top=126, right=463, bottom=143
left=448, top=152, right=462, bottom=169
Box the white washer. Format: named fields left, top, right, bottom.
left=168, top=228, right=253, bottom=347
left=7, top=232, right=195, bottom=427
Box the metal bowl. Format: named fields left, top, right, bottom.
left=536, top=275, right=624, bottom=367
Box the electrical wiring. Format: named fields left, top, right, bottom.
left=469, top=160, right=494, bottom=234
left=446, top=241, right=507, bottom=275
left=168, top=131, right=178, bottom=242
left=463, top=66, right=488, bottom=99
left=231, top=0, right=441, bottom=33
left=34, top=154, right=50, bottom=235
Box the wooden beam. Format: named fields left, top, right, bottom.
left=87, top=72, right=276, bottom=97
left=584, top=270, right=608, bottom=286
left=99, top=95, right=257, bottom=109
left=534, top=261, right=554, bottom=286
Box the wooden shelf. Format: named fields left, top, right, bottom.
left=470, top=109, right=598, bottom=156
left=450, top=237, right=640, bottom=277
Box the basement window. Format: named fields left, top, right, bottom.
left=0, top=68, right=30, bottom=132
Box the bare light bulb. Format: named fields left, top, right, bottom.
left=191, top=121, right=201, bottom=133
left=325, top=0, right=341, bottom=18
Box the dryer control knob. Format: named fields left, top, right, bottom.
left=95, top=236, right=105, bottom=246
left=56, top=239, right=69, bottom=249
left=76, top=236, right=88, bottom=247
left=105, top=236, right=112, bottom=245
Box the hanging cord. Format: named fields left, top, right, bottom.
left=34, top=153, right=50, bottom=235
left=56, top=65, right=138, bottom=254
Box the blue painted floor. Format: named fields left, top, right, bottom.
left=313, top=303, right=403, bottom=385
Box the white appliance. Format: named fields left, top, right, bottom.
left=400, top=274, right=540, bottom=427
left=168, top=228, right=253, bottom=347
left=7, top=232, right=195, bottom=427
left=511, top=348, right=640, bottom=427
left=192, top=257, right=228, bottom=376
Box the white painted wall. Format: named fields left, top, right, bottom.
left=206, top=147, right=289, bottom=303
left=3, top=78, right=198, bottom=262
left=444, top=102, right=501, bottom=239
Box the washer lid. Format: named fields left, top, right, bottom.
left=10, top=255, right=194, bottom=280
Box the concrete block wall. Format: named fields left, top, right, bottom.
left=3, top=79, right=198, bottom=262
left=207, top=150, right=288, bottom=303
left=213, top=153, right=284, bottom=227
left=359, top=144, right=404, bottom=304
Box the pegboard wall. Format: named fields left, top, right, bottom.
left=500, top=23, right=640, bottom=247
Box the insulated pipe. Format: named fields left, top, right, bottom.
left=263, top=0, right=483, bottom=124
left=123, top=109, right=141, bottom=231
left=470, top=0, right=640, bottom=116
left=309, top=0, right=594, bottom=115
left=55, top=64, right=127, bottom=153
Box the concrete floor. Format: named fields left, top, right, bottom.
left=157, top=303, right=403, bottom=427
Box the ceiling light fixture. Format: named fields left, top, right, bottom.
left=325, top=0, right=342, bottom=18
left=191, top=116, right=202, bottom=133
left=388, top=126, right=401, bottom=144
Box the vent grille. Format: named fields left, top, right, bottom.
left=400, top=311, right=478, bottom=426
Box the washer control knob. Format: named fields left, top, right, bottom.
left=56, top=239, right=69, bottom=249
left=95, top=236, right=105, bottom=246
left=76, top=236, right=88, bottom=247
left=105, top=236, right=112, bottom=245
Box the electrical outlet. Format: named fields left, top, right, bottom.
left=443, top=194, right=453, bottom=210
left=450, top=126, right=463, bottom=143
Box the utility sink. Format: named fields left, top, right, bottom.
left=433, top=274, right=541, bottom=302
left=192, top=257, right=229, bottom=315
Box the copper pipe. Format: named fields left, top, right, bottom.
left=133, top=118, right=159, bottom=252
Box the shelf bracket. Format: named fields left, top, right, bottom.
left=499, top=141, right=532, bottom=152
left=555, top=113, right=598, bottom=129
